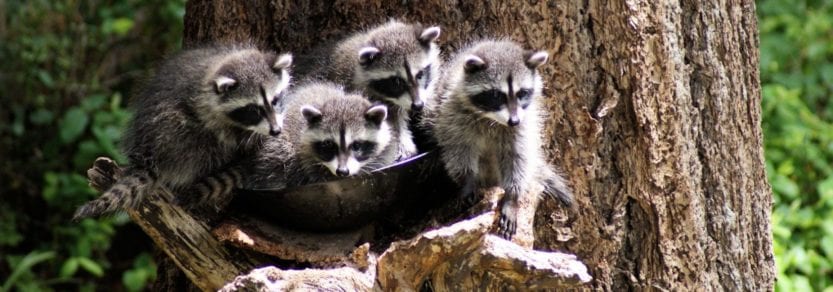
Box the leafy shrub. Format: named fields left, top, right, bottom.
left=0, top=0, right=184, bottom=290
left=759, top=0, right=833, bottom=290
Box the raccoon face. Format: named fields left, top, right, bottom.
left=355, top=24, right=441, bottom=111
left=300, top=103, right=390, bottom=177
left=459, top=49, right=548, bottom=127
left=213, top=53, right=293, bottom=136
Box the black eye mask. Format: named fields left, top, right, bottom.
left=368, top=76, right=409, bottom=98
left=227, top=104, right=264, bottom=126
left=312, top=140, right=338, bottom=162
left=350, top=140, right=377, bottom=161
left=469, top=89, right=507, bottom=112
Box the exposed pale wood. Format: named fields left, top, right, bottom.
left=220, top=209, right=590, bottom=291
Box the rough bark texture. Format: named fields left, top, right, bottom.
left=177, top=0, right=774, bottom=290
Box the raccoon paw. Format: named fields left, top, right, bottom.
left=497, top=201, right=518, bottom=240
left=497, top=212, right=517, bottom=240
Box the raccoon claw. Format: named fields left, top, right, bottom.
left=497, top=213, right=517, bottom=240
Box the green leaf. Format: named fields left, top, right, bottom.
left=819, top=178, right=833, bottom=207
left=81, top=94, right=107, bottom=111
left=59, top=107, right=89, bottom=144
left=36, top=70, right=54, bottom=88
left=29, top=109, right=54, bottom=125
left=122, top=269, right=147, bottom=292
left=793, top=275, right=813, bottom=292
left=1, top=250, right=56, bottom=292
left=111, top=18, right=135, bottom=36
left=59, top=258, right=79, bottom=278
left=76, top=257, right=104, bottom=277
left=771, top=174, right=800, bottom=200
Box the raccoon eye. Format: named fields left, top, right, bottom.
left=415, top=71, right=424, bottom=80
left=368, top=76, right=409, bottom=97
left=312, top=140, right=338, bottom=161
left=516, top=89, right=532, bottom=100
left=350, top=141, right=376, bottom=161
left=227, top=104, right=264, bottom=126
left=469, top=89, right=507, bottom=112
left=271, top=97, right=279, bottom=106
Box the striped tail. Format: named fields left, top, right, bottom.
left=176, top=167, right=243, bottom=211
left=73, top=169, right=154, bottom=220
left=541, top=167, right=574, bottom=208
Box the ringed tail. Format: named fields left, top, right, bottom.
left=179, top=167, right=244, bottom=210
left=73, top=170, right=153, bottom=220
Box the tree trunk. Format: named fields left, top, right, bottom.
left=176, top=0, right=774, bottom=290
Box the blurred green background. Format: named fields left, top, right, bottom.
left=0, top=0, right=830, bottom=290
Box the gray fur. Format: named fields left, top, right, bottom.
left=246, top=82, right=396, bottom=190
left=430, top=40, right=573, bottom=239
left=73, top=45, right=293, bottom=219
left=295, top=20, right=442, bottom=160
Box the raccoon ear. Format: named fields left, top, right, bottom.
left=364, top=104, right=388, bottom=126
left=273, top=53, right=293, bottom=71
left=524, top=50, right=549, bottom=69
left=358, top=47, right=380, bottom=66
left=464, top=55, right=487, bottom=73
left=300, top=105, right=322, bottom=126
left=214, top=76, right=237, bottom=94
left=418, top=26, right=441, bottom=45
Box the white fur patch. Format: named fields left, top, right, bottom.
left=274, top=53, right=293, bottom=70
left=526, top=51, right=549, bottom=68
left=322, top=159, right=339, bottom=176
left=215, top=76, right=236, bottom=92
left=419, top=26, right=441, bottom=43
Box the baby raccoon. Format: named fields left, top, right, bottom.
left=432, top=40, right=573, bottom=239
left=73, top=45, right=293, bottom=219
left=245, top=82, right=395, bottom=190
left=296, top=20, right=441, bottom=160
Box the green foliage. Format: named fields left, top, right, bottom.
left=759, top=0, right=833, bottom=290
left=0, top=0, right=184, bottom=290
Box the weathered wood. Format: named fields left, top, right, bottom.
left=220, top=211, right=590, bottom=291
left=87, top=158, right=255, bottom=292
left=211, top=217, right=373, bottom=267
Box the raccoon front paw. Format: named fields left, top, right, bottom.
left=497, top=212, right=517, bottom=240
left=497, top=200, right=519, bottom=240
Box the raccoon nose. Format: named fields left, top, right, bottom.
left=411, top=100, right=424, bottom=111
left=508, top=117, right=520, bottom=127
left=269, top=127, right=281, bottom=136
left=336, top=166, right=350, bottom=177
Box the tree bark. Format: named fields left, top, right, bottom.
left=179, top=0, right=774, bottom=290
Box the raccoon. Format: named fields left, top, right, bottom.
left=244, top=82, right=395, bottom=190
left=73, top=45, right=293, bottom=219
left=431, top=40, right=573, bottom=239
left=295, top=20, right=441, bottom=160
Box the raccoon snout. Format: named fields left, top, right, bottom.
left=508, top=116, right=520, bottom=127
left=411, top=100, right=424, bottom=111
left=336, top=166, right=350, bottom=176
left=269, top=127, right=282, bottom=136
